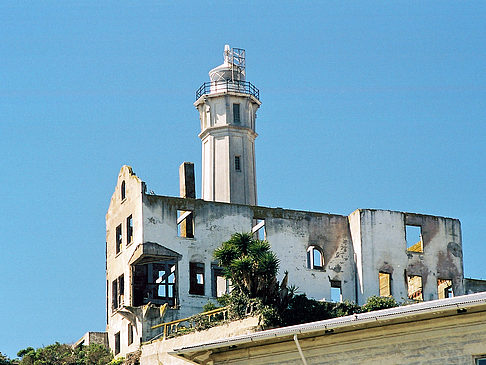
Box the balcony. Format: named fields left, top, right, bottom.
left=195, top=80, right=260, bottom=101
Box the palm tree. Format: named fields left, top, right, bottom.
left=214, top=232, right=284, bottom=305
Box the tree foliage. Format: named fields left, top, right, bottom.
left=16, top=343, right=113, bottom=365
left=213, top=233, right=401, bottom=329
left=361, top=295, right=399, bottom=312
left=214, top=232, right=282, bottom=304
left=0, top=352, right=18, bottom=365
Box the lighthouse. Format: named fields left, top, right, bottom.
left=194, top=45, right=261, bottom=205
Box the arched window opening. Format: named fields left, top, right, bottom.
left=307, top=246, right=324, bottom=270
left=121, top=181, right=126, bottom=200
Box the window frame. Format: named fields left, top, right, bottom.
left=211, top=264, right=228, bottom=298
left=132, top=260, right=177, bottom=307
left=407, top=274, right=424, bottom=301
left=121, top=181, right=126, bottom=201
left=307, top=246, right=324, bottom=270
left=379, top=272, right=392, bottom=297
left=115, top=224, right=122, bottom=254
left=233, top=103, right=241, bottom=124
left=114, top=332, right=120, bottom=355
left=189, top=262, right=205, bottom=296
left=234, top=155, right=241, bottom=172
left=126, top=215, right=133, bottom=246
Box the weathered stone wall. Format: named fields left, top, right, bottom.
left=349, top=209, right=463, bottom=304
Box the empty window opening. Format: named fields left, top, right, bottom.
left=252, top=218, right=265, bottom=240
left=128, top=323, right=133, bottom=346
left=189, top=262, right=205, bottom=295
left=330, top=280, right=342, bottom=302
left=407, top=275, right=423, bottom=301
left=114, top=332, right=120, bottom=355
left=112, top=274, right=124, bottom=311
left=177, top=210, right=194, bottom=238
left=438, top=279, right=453, bottom=299
left=233, top=103, right=240, bottom=124
left=379, top=272, right=391, bottom=297
left=406, top=225, right=423, bottom=252
left=126, top=215, right=133, bottom=245
left=234, top=156, right=241, bottom=171
left=476, top=357, right=486, bottom=365
left=132, top=261, right=177, bottom=307
left=307, top=246, right=324, bottom=270
left=212, top=264, right=229, bottom=297
left=121, top=181, right=126, bottom=201
left=115, top=224, right=122, bottom=254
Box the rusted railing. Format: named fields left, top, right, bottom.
left=151, top=306, right=229, bottom=339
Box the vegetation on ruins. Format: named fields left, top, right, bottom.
left=212, top=232, right=400, bottom=328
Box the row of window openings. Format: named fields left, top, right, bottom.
left=113, top=323, right=134, bottom=356
left=112, top=263, right=228, bottom=311
left=379, top=272, right=453, bottom=300
left=177, top=214, right=266, bottom=240
left=115, top=215, right=133, bottom=254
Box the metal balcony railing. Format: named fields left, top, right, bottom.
left=151, top=306, right=230, bottom=339
left=195, top=80, right=260, bottom=101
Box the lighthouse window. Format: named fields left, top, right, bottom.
left=233, top=103, right=241, bottom=124
left=234, top=156, right=241, bottom=171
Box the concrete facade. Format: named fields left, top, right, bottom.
left=105, top=165, right=465, bottom=357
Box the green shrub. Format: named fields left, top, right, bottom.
left=361, top=296, right=399, bottom=312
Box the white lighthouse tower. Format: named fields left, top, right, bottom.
left=194, top=45, right=261, bottom=205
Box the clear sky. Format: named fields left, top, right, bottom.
left=1, top=0, right=485, bottom=358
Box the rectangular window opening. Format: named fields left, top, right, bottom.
left=438, top=279, right=453, bottom=299
left=115, top=224, right=122, bottom=254
left=234, top=156, right=241, bottom=172
left=330, top=281, right=342, bottom=302
left=406, top=225, right=423, bottom=252
left=177, top=210, right=194, bottom=238
left=233, top=103, right=240, bottom=124
left=126, top=215, right=133, bottom=245
left=379, top=272, right=391, bottom=297
left=132, top=260, right=177, bottom=307
left=407, top=275, right=423, bottom=301
left=128, top=323, right=133, bottom=346
left=189, top=262, right=205, bottom=295
left=211, top=264, right=229, bottom=297
left=114, top=332, right=120, bottom=355
left=112, top=274, right=124, bottom=310
left=476, top=357, right=486, bottom=365
left=252, top=218, right=266, bottom=240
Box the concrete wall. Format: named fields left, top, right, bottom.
left=106, top=165, right=145, bottom=356
left=208, top=310, right=486, bottom=365
left=140, top=317, right=259, bottom=365
left=349, top=209, right=463, bottom=304
left=105, top=167, right=465, bottom=357
left=465, top=278, right=486, bottom=294
left=142, top=194, right=355, bottom=315
left=196, top=93, right=260, bottom=205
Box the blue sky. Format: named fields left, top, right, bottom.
left=1, top=0, right=485, bottom=358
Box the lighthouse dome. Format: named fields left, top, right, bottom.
left=208, top=45, right=246, bottom=82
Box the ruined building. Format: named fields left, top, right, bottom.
left=104, top=46, right=473, bottom=357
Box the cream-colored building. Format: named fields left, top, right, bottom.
left=102, top=46, right=482, bottom=359
left=170, top=292, right=486, bottom=365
